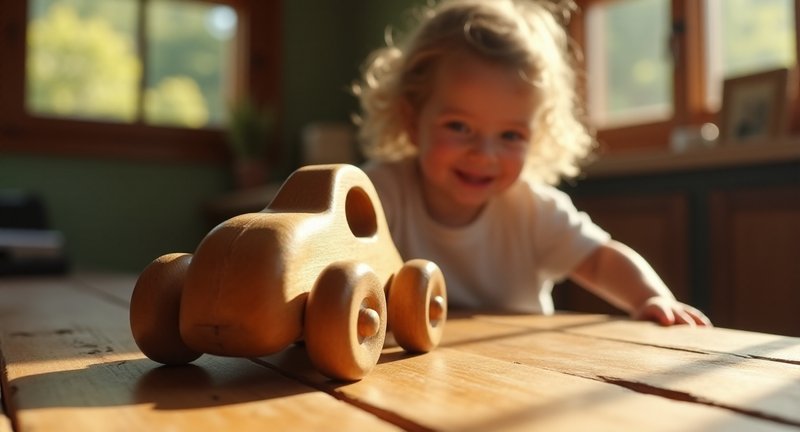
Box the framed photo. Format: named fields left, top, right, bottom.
left=719, top=68, right=790, bottom=145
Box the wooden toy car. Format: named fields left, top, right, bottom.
left=130, top=164, right=447, bottom=380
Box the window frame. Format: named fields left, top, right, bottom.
left=572, top=0, right=800, bottom=153
left=0, top=0, right=281, bottom=163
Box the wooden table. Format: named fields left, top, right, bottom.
left=1, top=275, right=799, bottom=431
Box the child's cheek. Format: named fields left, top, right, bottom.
left=420, top=140, right=461, bottom=174
left=430, top=130, right=468, bottom=152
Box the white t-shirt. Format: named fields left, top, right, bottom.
left=364, top=158, right=610, bottom=314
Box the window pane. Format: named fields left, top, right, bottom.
left=26, top=0, right=239, bottom=129
left=144, top=1, right=238, bottom=128
left=26, top=0, right=139, bottom=122
left=705, top=0, right=795, bottom=109
left=585, top=0, right=672, bottom=128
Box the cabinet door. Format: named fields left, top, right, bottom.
left=710, top=186, right=800, bottom=336
left=554, top=194, right=690, bottom=315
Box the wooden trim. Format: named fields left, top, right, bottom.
left=0, top=0, right=26, bottom=139
left=594, top=120, right=673, bottom=153
left=136, top=0, right=148, bottom=122
left=248, top=0, right=283, bottom=164
left=0, top=117, right=227, bottom=161
left=671, top=0, right=687, bottom=124
left=792, top=0, right=800, bottom=133
left=586, top=138, right=800, bottom=178
left=0, top=0, right=281, bottom=164
left=676, top=0, right=707, bottom=123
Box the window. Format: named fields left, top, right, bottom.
left=586, top=0, right=672, bottom=128
left=0, top=0, right=280, bottom=161
left=27, top=0, right=239, bottom=128
left=574, top=0, right=798, bottom=152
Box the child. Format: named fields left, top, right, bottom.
left=354, top=0, right=711, bottom=326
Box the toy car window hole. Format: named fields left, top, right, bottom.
left=345, top=187, right=378, bottom=238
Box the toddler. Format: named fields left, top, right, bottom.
left=354, top=0, right=711, bottom=326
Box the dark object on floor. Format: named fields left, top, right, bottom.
left=0, top=190, right=69, bottom=275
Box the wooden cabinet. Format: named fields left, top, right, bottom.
left=557, top=159, right=800, bottom=337
left=709, top=187, right=800, bottom=336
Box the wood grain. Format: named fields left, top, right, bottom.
left=72, top=273, right=139, bottom=306
left=0, top=276, right=399, bottom=432
left=536, top=314, right=800, bottom=365
left=456, top=314, right=800, bottom=426
left=710, top=187, right=800, bottom=337
left=4, top=276, right=800, bottom=431
left=143, top=165, right=409, bottom=379
left=260, top=345, right=795, bottom=431
left=257, top=313, right=799, bottom=431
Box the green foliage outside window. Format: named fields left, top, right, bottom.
left=26, top=0, right=236, bottom=129
left=27, top=3, right=140, bottom=121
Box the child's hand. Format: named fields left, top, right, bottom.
left=633, top=296, right=712, bottom=327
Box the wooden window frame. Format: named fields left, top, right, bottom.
left=572, top=0, right=800, bottom=153
left=0, top=0, right=281, bottom=163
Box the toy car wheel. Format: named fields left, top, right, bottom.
left=388, top=259, right=447, bottom=353
left=130, top=253, right=202, bottom=365
left=304, top=261, right=386, bottom=381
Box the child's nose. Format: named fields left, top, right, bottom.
left=469, top=136, right=499, bottom=158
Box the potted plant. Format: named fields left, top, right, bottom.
left=226, top=97, right=274, bottom=189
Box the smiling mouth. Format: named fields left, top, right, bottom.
left=455, top=169, right=493, bottom=186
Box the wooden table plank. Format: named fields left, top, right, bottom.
left=443, top=315, right=800, bottom=427
left=259, top=339, right=797, bottom=431
left=72, top=272, right=139, bottom=307
left=559, top=317, right=800, bottom=364
left=5, top=276, right=800, bottom=431
left=469, top=312, right=800, bottom=365
left=0, top=276, right=400, bottom=432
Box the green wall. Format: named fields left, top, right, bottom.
left=280, top=0, right=420, bottom=170
left=0, top=155, right=228, bottom=272
left=1, top=0, right=421, bottom=273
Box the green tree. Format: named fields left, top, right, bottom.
left=147, top=1, right=235, bottom=126
left=145, top=77, right=209, bottom=127
left=27, top=0, right=216, bottom=128
left=27, top=3, right=140, bottom=120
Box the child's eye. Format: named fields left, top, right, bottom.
left=500, top=130, right=525, bottom=142
left=500, top=130, right=529, bottom=151
left=444, top=121, right=470, bottom=134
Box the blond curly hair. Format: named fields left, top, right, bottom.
left=353, top=0, right=594, bottom=185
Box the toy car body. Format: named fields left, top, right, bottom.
left=130, top=164, right=447, bottom=380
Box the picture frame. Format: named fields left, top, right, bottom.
left=719, top=68, right=790, bottom=145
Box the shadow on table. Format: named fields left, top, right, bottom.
left=4, top=356, right=318, bottom=412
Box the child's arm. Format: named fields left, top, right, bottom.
left=569, top=240, right=712, bottom=326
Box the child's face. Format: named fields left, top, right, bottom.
left=409, top=52, right=536, bottom=226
